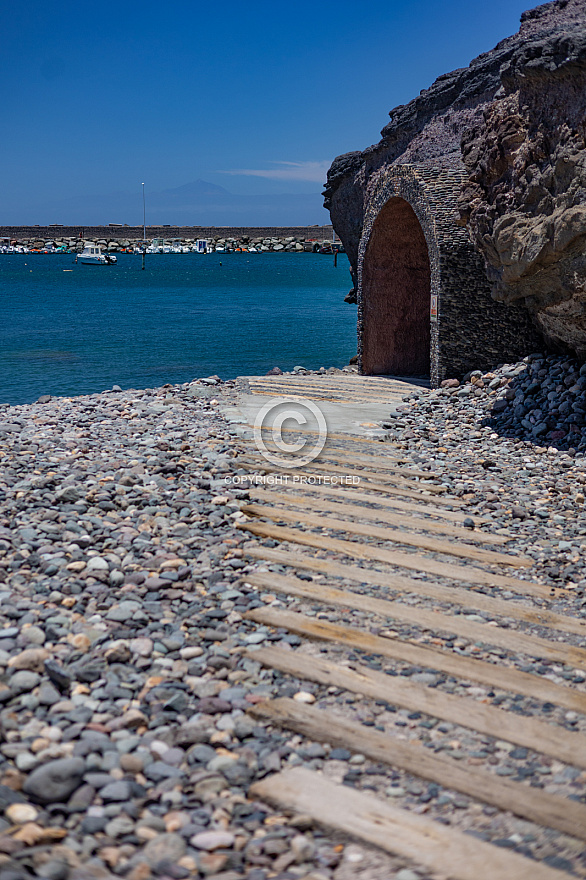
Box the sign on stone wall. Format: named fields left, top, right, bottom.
left=430, top=295, right=438, bottom=322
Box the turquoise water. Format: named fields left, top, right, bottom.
left=0, top=252, right=356, bottom=405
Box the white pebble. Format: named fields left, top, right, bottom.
left=5, top=803, right=38, bottom=824
left=293, top=692, right=315, bottom=704
left=180, top=646, right=204, bottom=660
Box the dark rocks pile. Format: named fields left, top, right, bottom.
left=481, top=354, right=586, bottom=450
left=381, top=352, right=586, bottom=593
left=383, top=352, right=586, bottom=453
left=211, top=236, right=316, bottom=253
left=445, top=353, right=586, bottom=452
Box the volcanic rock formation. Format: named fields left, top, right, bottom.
left=325, top=0, right=586, bottom=358
left=458, top=1, right=586, bottom=355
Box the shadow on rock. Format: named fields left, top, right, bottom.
left=481, top=353, right=586, bottom=453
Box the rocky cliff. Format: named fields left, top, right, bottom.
left=458, top=0, right=586, bottom=355
left=325, top=0, right=586, bottom=355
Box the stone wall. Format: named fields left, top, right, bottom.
left=0, top=225, right=333, bottom=241
left=357, top=165, right=541, bottom=385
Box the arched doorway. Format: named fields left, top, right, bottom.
left=361, top=196, right=431, bottom=376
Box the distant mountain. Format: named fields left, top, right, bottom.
left=9, top=180, right=329, bottom=226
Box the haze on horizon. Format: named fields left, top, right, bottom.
left=1, top=0, right=533, bottom=226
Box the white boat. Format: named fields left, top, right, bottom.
left=0, top=239, right=27, bottom=254
left=145, top=239, right=171, bottom=254
left=77, top=245, right=117, bottom=265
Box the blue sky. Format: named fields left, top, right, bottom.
left=1, top=0, right=533, bottom=224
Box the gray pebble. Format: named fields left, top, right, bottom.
left=23, top=757, right=85, bottom=804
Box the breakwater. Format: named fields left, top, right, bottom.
left=0, top=224, right=333, bottom=240
left=1, top=225, right=338, bottom=255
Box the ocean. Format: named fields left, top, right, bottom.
left=0, top=252, right=356, bottom=405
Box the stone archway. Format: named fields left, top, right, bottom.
left=361, top=196, right=431, bottom=376
left=355, top=164, right=542, bottom=386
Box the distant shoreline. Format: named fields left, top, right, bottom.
left=0, top=223, right=333, bottom=240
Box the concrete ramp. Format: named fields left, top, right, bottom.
left=222, top=371, right=428, bottom=439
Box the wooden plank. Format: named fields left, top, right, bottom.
left=250, top=697, right=586, bottom=842
left=247, top=377, right=403, bottom=389
left=248, top=389, right=394, bottom=403
left=248, top=390, right=391, bottom=404
left=240, top=458, right=449, bottom=495
left=245, top=608, right=586, bottom=719
left=246, top=377, right=406, bottom=390
left=237, top=521, right=550, bottom=597
left=250, top=646, right=586, bottom=757
left=237, top=459, right=466, bottom=507
left=241, top=503, right=525, bottom=567
left=247, top=381, right=394, bottom=392
left=246, top=380, right=395, bottom=392
left=245, top=571, right=586, bottom=669
left=251, top=768, right=570, bottom=880
left=256, top=480, right=488, bottom=524
left=241, top=439, right=426, bottom=477
left=245, top=385, right=413, bottom=399
left=249, top=488, right=507, bottom=545
left=242, top=442, right=407, bottom=472
left=246, top=389, right=393, bottom=399
left=244, top=545, right=586, bottom=637
left=317, top=449, right=418, bottom=469
left=237, top=426, right=385, bottom=444
left=250, top=426, right=403, bottom=446
left=243, top=390, right=412, bottom=407
left=250, top=439, right=405, bottom=465
left=246, top=375, right=397, bottom=385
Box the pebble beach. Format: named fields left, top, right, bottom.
left=0, top=357, right=584, bottom=879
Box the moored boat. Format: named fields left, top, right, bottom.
left=77, top=245, right=117, bottom=265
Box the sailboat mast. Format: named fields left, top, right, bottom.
left=142, top=183, right=146, bottom=271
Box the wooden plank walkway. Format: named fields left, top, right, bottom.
left=250, top=696, right=586, bottom=841
left=241, top=502, right=527, bottom=565
left=252, top=768, right=572, bottom=880
left=230, top=372, right=585, bottom=879
left=247, top=487, right=507, bottom=543
left=245, top=372, right=425, bottom=405
left=245, top=546, right=586, bottom=635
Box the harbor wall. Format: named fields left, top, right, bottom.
left=0, top=225, right=333, bottom=241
